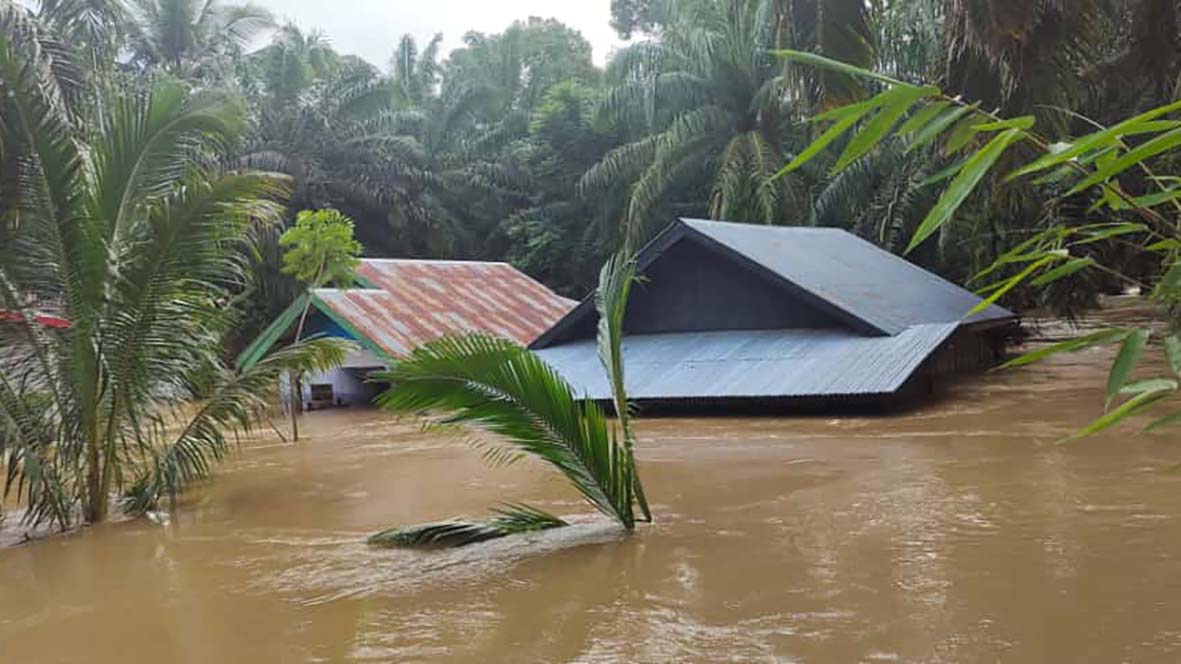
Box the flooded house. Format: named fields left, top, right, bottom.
left=531, top=219, right=1019, bottom=411
left=238, top=259, right=576, bottom=408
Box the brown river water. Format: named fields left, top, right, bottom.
left=4, top=318, right=1181, bottom=662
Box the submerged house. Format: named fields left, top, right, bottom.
left=239, top=259, right=576, bottom=407
left=532, top=219, right=1018, bottom=411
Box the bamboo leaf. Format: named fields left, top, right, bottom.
left=774, top=100, right=877, bottom=178
left=906, top=104, right=978, bottom=153
left=971, top=230, right=1062, bottom=283
left=1069, top=223, right=1147, bottom=246
left=897, top=101, right=948, bottom=136
left=917, top=157, right=968, bottom=187
left=974, top=116, right=1035, bottom=131
left=999, top=329, right=1131, bottom=369
left=1067, top=128, right=1181, bottom=196
left=908, top=128, right=1024, bottom=253
left=833, top=85, right=939, bottom=172
left=1154, top=262, right=1181, bottom=298
left=1146, top=409, right=1181, bottom=433
left=1008, top=98, right=1181, bottom=180
left=1148, top=239, right=1181, bottom=251
left=773, top=49, right=909, bottom=87
left=1120, top=378, right=1179, bottom=394
left=1066, top=388, right=1171, bottom=442
left=1107, top=329, right=1150, bottom=406
left=943, top=115, right=981, bottom=154
left=1165, top=335, right=1181, bottom=376
left=1030, top=257, right=1095, bottom=286
left=1111, top=188, right=1181, bottom=210
left=967, top=256, right=1056, bottom=317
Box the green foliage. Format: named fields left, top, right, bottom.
left=370, top=251, right=648, bottom=549
left=279, top=209, right=362, bottom=287
left=586, top=0, right=798, bottom=241
left=0, top=8, right=354, bottom=529
left=15, top=0, right=1181, bottom=450
left=780, top=46, right=1181, bottom=440
left=126, top=0, right=275, bottom=80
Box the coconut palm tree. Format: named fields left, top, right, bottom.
left=0, top=5, right=345, bottom=529
left=368, top=252, right=650, bottom=548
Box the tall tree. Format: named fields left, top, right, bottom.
left=583, top=0, right=803, bottom=242
left=125, top=0, right=275, bottom=80
left=0, top=6, right=343, bottom=527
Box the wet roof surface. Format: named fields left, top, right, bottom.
left=534, top=324, right=959, bottom=401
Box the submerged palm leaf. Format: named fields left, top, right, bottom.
left=368, top=504, right=567, bottom=549
left=374, top=335, right=638, bottom=526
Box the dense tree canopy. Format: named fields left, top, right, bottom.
left=4, top=0, right=1181, bottom=336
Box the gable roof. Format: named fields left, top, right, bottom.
left=680, top=219, right=1014, bottom=334
left=354, top=259, right=576, bottom=346
left=237, top=259, right=576, bottom=369
left=532, top=219, right=1014, bottom=348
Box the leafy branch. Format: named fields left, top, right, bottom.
left=774, top=49, right=1181, bottom=441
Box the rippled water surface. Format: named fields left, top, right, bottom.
left=4, top=321, right=1181, bottom=662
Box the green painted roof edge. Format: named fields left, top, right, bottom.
left=236, top=293, right=309, bottom=369
left=236, top=291, right=398, bottom=370
left=354, top=271, right=379, bottom=289
left=306, top=291, right=396, bottom=365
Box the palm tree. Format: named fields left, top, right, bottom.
left=125, top=0, right=274, bottom=79
left=36, top=0, right=127, bottom=76
left=581, top=0, right=805, bottom=242
left=0, top=6, right=345, bottom=529
left=368, top=253, right=650, bottom=548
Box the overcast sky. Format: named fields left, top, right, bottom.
left=249, top=0, right=626, bottom=67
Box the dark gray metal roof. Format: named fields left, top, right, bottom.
left=680, top=219, right=1015, bottom=335
left=535, top=324, right=958, bottom=401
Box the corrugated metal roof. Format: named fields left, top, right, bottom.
left=534, top=324, right=958, bottom=401
left=681, top=219, right=1014, bottom=335
left=309, top=260, right=575, bottom=358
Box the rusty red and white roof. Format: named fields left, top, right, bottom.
left=314, top=260, right=576, bottom=358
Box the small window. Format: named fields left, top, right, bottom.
left=309, top=384, right=335, bottom=403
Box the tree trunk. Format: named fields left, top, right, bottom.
left=84, top=443, right=106, bottom=523
left=289, top=370, right=301, bottom=441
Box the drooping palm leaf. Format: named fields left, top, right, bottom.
left=370, top=250, right=650, bottom=548
left=368, top=504, right=567, bottom=549
left=123, top=338, right=350, bottom=513
left=374, top=335, right=638, bottom=529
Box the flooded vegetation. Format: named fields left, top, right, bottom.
left=5, top=320, right=1181, bottom=662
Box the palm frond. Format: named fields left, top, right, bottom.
left=368, top=503, right=566, bottom=549
left=595, top=252, right=650, bottom=522
left=374, top=335, right=637, bottom=528
left=122, top=337, right=351, bottom=513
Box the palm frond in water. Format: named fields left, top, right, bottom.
left=373, top=334, right=642, bottom=530
left=370, top=249, right=648, bottom=548
left=367, top=504, right=567, bottom=549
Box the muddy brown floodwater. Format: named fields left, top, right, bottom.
left=4, top=326, right=1181, bottom=662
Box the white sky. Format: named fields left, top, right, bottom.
left=249, top=0, right=626, bottom=67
